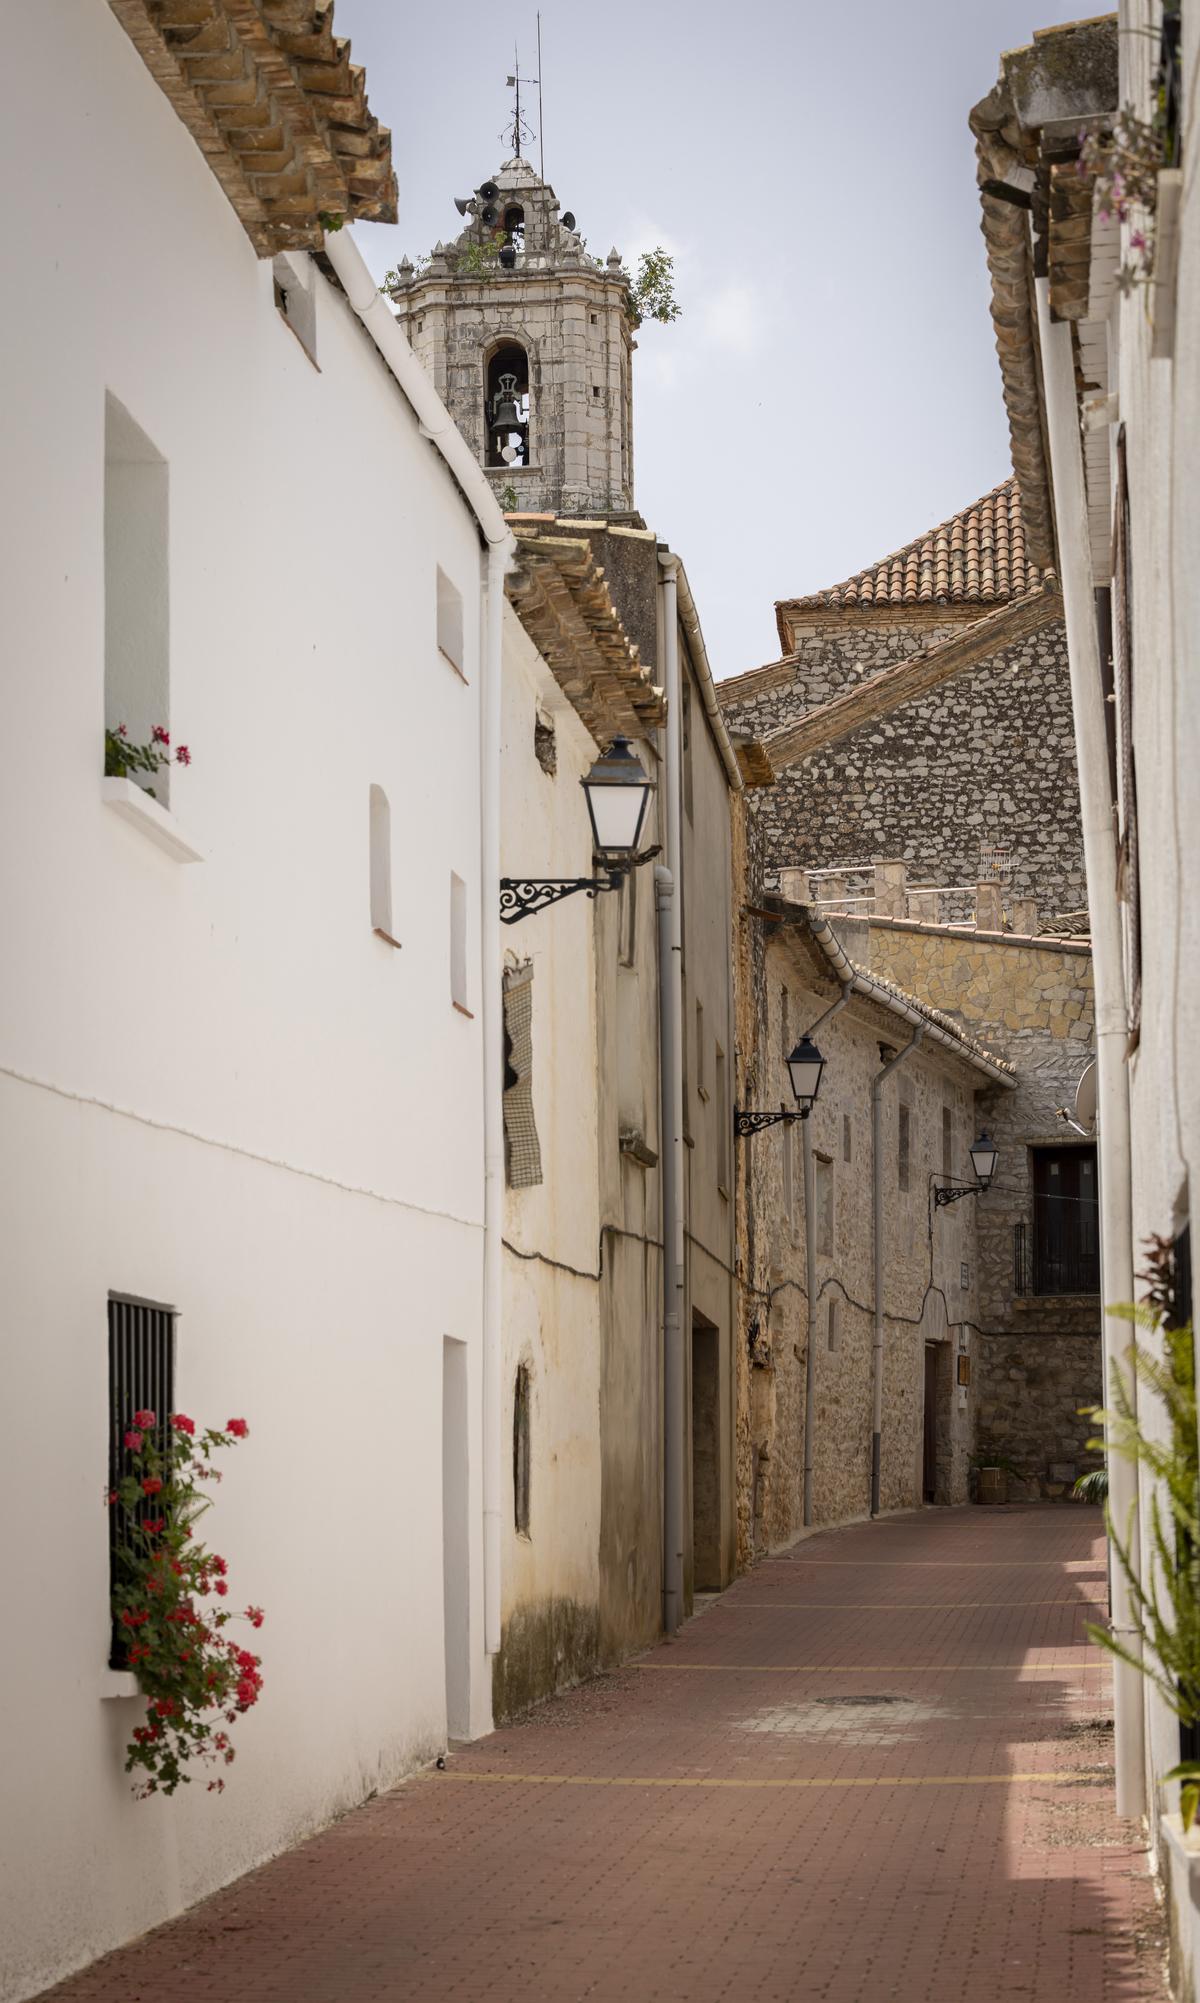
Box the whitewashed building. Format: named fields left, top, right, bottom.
left=971, top=9, right=1200, bottom=1986
left=0, top=6, right=515, bottom=1997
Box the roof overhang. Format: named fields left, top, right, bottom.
left=109, top=0, right=396, bottom=255
left=968, top=16, right=1119, bottom=572
left=506, top=532, right=666, bottom=742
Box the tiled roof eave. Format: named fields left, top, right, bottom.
left=109, top=0, right=397, bottom=255
left=507, top=533, right=666, bottom=742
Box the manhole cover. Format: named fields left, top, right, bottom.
left=813, top=1693, right=902, bottom=1706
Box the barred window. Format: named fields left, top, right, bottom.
left=503, top=962, right=543, bottom=1187
left=108, top=1295, right=175, bottom=1667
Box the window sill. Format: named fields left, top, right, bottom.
left=438, top=646, right=468, bottom=683
left=102, top=777, right=204, bottom=864
left=100, top=1669, right=141, bottom=1701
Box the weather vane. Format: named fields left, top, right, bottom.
left=501, top=17, right=545, bottom=179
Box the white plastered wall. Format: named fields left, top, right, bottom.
left=0, top=6, right=494, bottom=1995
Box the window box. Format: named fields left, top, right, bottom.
left=100, top=1670, right=141, bottom=1701
left=102, top=777, right=204, bottom=864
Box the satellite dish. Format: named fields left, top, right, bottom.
left=453, top=196, right=473, bottom=218
left=561, top=211, right=576, bottom=231
left=1074, top=1060, right=1097, bottom=1132
left=478, top=182, right=500, bottom=202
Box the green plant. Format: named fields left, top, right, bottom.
left=105, top=724, right=191, bottom=798
left=1085, top=1235, right=1200, bottom=1826
left=626, top=247, right=681, bottom=330
left=1078, top=104, right=1166, bottom=294
left=318, top=211, right=345, bottom=234
left=108, top=1411, right=263, bottom=1798
left=498, top=483, right=520, bottom=513
left=1073, top=1466, right=1109, bottom=1505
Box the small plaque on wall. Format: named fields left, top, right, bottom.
left=957, top=1354, right=971, bottom=1387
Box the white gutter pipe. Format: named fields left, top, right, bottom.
left=658, top=553, right=686, bottom=1634
left=1036, top=277, right=1143, bottom=1819
left=871, top=1026, right=924, bottom=1516
left=802, top=982, right=853, bottom=1525
left=322, top=231, right=513, bottom=1665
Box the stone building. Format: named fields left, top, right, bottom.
left=860, top=907, right=1100, bottom=1499
left=721, top=480, right=1083, bottom=923
left=401, top=153, right=744, bottom=1698
left=721, top=480, right=1101, bottom=1537
left=732, top=887, right=1014, bottom=1563
left=388, top=155, right=634, bottom=518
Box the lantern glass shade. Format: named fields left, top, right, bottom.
left=786, top=1035, right=825, bottom=1108
left=969, top=1131, right=998, bottom=1185
left=582, top=737, right=653, bottom=855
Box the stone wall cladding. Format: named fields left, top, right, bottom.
left=736, top=919, right=983, bottom=1557
left=865, top=922, right=1100, bottom=1499
left=722, top=615, right=1085, bottom=918
left=975, top=1331, right=1103, bottom=1499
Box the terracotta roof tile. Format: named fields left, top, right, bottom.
left=783, top=478, right=1051, bottom=615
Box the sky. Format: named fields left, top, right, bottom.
left=345, top=0, right=1087, bottom=680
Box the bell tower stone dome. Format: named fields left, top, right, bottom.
left=388, top=157, right=635, bottom=517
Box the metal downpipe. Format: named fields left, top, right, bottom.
left=871, top=1026, right=923, bottom=1516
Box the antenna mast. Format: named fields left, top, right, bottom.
left=537, top=13, right=544, bottom=181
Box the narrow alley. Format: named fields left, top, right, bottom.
left=38, top=1506, right=1163, bottom=2003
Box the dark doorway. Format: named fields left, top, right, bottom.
left=691, top=1313, right=721, bottom=1591
left=923, top=1344, right=939, bottom=1503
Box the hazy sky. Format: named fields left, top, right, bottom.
left=346, top=0, right=1085, bottom=678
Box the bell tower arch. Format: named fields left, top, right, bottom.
left=388, top=157, right=635, bottom=517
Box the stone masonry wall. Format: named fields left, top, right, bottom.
left=737, top=919, right=982, bottom=1560
left=722, top=615, right=1085, bottom=920
left=865, top=921, right=1100, bottom=1499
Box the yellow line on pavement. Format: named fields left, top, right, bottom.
left=441, top=1768, right=1101, bottom=1793
left=633, top=1660, right=1101, bottom=1674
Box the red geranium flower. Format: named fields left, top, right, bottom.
left=226, top=1419, right=249, bottom=1439
left=170, top=1413, right=195, bottom=1436
left=133, top=1409, right=156, bottom=1428
left=141, top=1477, right=163, bottom=1497
left=151, top=725, right=170, bottom=746
left=124, top=1429, right=144, bottom=1451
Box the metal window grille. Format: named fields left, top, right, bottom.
left=978, top=845, right=1012, bottom=883
left=108, top=1296, right=175, bottom=1668
left=1013, top=1221, right=1032, bottom=1296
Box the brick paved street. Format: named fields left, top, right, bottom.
left=37, top=1506, right=1164, bottom=2003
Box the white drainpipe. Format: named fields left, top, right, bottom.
left=1036, top=278, right=1143, bottom=1819
left=658, top=553, right=686, bottom=1633
left=321, top=231, right=513, bottom=1665
left=871, top=1026, right=924, bottom=1516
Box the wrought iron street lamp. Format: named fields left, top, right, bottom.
left=935, top=1131, right=999, bottom=1207
left=500, top=736, right=659, bottom=924
left=735, top=1035, right=827, bottom=1138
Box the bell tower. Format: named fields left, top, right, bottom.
left=388, top=157, right=636, bottom=517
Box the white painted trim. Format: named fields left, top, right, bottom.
left=99, top=1671, right=141, bottom=1701
left=101, top=777, right=204, bottom=863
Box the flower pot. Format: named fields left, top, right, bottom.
left=977, top=1466, right=1007, bottom=1505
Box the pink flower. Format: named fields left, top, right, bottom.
left=117, top=723, right=128, bottom=738
left=175, top=745, right=191, bottom=767
left=1130, top=229, right=1146, bottom=251
left=244, top=1606, right=265, bottom=1629
left=124, top=1430, right=144, bottom=1452
left=214, top=1580, right=228, bottom=1597
left=133, top=1409, right=156, bottom=1428
left=170, top=1413, right=195, bottom=1436
left=226, top=1418, right=249, bottom=1439
left=151, top=725, right=170, bottom=747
